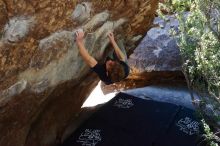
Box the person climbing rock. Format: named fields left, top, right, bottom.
left=75, top=29, right=130, bottom=85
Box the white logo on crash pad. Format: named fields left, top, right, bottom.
left=114, top=98, right=134, bottom=109
left=77, top=129, right=102, bottom=146
left=176, top=117, right=200, bottom=135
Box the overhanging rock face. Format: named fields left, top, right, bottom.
left=101, top=15, right=185, bottom=94
left=0, top=0, right=158, bottom=146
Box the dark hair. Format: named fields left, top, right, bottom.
left=108, top=61, right=126, bottom=82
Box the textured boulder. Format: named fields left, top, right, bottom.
left=0, top=0, right=158, bottom=146
left=128, top=14, right=182, bottom=72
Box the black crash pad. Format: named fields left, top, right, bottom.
left=61, top=92, right=204, bottom=146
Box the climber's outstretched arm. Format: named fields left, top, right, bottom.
left=76, top=29, right=97, bottom=68
left=107, top=32, right=126, bottom=62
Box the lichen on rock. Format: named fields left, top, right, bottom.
left=72, top=2, right=92, bottom=24
left=3, top=16, right=35, bottom=43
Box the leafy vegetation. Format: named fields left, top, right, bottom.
left=180, top=2, right=219, bottom=99
left=158, top=0, right=220, bottom=111
left=157, top=0, right=220, bottom=145
left=201, top=119, right=220, bottom=146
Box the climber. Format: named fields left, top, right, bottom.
left=75, top=29, right=130, bottom=85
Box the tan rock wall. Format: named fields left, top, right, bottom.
left=0, top=0, right=158, bottom=145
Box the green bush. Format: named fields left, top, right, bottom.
left=157, top=0, right=192, bottom=15
left=201, top=119, right=219, bottom=146
left=158, top=0, right=220, bottom=101
left=177, top=0, right=220, bottom=100
left=158, top=0, right=220, bottom=102
left=158, top=0, right=220, bottom=144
